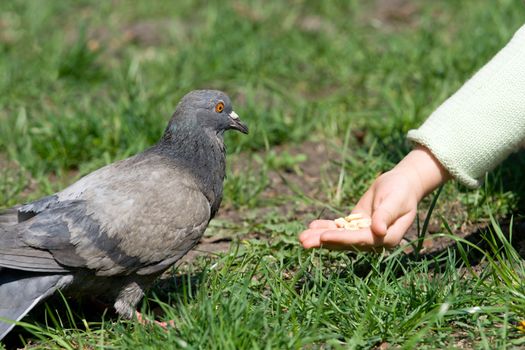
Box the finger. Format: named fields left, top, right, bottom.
left=299, top=228, right=329, bottom=248
left=371, top=196, right=409, bottom=237
left=382, top=211, right=416, bottom=247
left=352, top=188, right=374, bottom=215
left=319, top=228, right=382, bottom=251
left=302, top=236, right=321, bottom=249
left=299, top=228, right=325, bottom=242
left=301, top=232, right=323, bottom=248
left=308, top=220, right=338, bottom=229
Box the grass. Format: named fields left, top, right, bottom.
left=1, top=0, right=525, bottom=348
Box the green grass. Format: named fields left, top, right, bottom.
left=1, top=0, right=525, bottom=348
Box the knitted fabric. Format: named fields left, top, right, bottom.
left=407, top=24, right=525, bottom=188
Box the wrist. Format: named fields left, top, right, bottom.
left=394, top=146, right=451, bottom=201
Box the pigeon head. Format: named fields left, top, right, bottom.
left=166, top=90, right=248, bottom=137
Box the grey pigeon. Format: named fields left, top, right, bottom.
left=0, top=90, right=248, bottom=339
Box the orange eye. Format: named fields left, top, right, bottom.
left=215, top=102, right=225, bottom=113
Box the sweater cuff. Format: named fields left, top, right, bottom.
left=407, top=130, right=481, bottom=188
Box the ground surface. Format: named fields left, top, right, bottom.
left=1, top=1, right=525, bottom=349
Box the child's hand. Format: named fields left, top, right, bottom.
left=299, top=146, right=450, bottom=251
left=299, top=168, right=418, bottom=250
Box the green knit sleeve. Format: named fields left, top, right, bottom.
left=407, top=24, right=525, bottom=188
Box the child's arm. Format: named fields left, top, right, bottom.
left=299, top=146, right=449, bottom=250
left=300, top=23, right=525, bottom=250
left=406, top=24, right=525, bottom=188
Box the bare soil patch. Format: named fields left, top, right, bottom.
left=181, top=140, right=340, bottom=262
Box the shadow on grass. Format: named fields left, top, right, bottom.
left=499, top=150, right=525, bottom=211
left=412, top=219, right=525, bottom=273
left=418, top=149, right=525, bottom=271
left=2, top=271, right=205, bottom=350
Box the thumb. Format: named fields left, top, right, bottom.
left=371, top=196, right=403, bottom=237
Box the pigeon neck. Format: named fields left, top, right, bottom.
left=156, top=126, right=226, bottom=215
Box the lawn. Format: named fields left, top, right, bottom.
left=1, top=0, right=525, bottom=348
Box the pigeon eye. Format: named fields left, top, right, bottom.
left=215, top=102, right=224, bottom=113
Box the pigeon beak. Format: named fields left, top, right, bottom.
left=228, top=111, right=249, bottom=134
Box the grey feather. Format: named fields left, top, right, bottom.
left=17, top=195, right=59, bottom=222
left=0, top=270, right=72, bottom=339
left=0, top=90, right=248, bottom=339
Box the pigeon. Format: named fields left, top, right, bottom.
left=0, top=89, right=248, bottom=339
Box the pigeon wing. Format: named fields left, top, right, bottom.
left=0, top=200, right=97, bottom=272
left=0, top=185, right=211, bottom=276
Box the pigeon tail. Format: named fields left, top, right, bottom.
left=0, top=270, right=69, bottom=340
